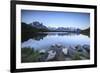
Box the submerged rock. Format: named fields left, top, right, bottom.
left=55, top=44, right=62, bottom=48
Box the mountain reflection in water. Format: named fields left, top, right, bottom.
left=21, top=32, right=90, bottom=50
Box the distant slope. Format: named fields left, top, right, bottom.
left=81, top=27, right=90, bottom=37
left=21, top=22, right=48, bottom=33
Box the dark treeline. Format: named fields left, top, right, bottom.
left=81, top=27, right=90, bottom=37
left=21, top=22, right=48, bottom=42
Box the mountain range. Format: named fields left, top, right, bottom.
left=22, top=21, right=89, bottom=33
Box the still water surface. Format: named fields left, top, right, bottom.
left=21, top=32, right=90, bottom=50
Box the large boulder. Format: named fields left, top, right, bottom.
left=62, top=48, right=68, bottom=55
left=67, top=46, right=78, bottom=58
left=82, top=44, right=90, bottom=53
left=46, top=50, right=56, bottom=61
left=75, top=45, right=90, bottom=59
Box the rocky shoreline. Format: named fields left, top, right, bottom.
left=21, top=44, right=90, bottom=62
left=38, top=44, right=90, bottom=62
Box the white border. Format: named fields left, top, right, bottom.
left=16, top=4, right=94, bottom=69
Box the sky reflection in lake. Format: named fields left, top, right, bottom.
left=21, top=33, right=90, bottom=50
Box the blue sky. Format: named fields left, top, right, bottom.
left=21, top=10, right=90, bottom=30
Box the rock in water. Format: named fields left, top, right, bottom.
left=62, top=48, right=68, bottom=55
left=46, top=50, right=56, bottom=61
left=55, top=44, right=64, bottom=48
left=75, top=45, right=83, bottom=52
left=75, top=45, right=90, bottom=59
left=68, top=46, right=77, bottom=56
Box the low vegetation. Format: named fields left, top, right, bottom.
left=21, top=48, right=41, bottom=62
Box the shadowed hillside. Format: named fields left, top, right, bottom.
left=21, top=22, right=48, bottom=42
left=81, top=27, right=90, bottom=37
